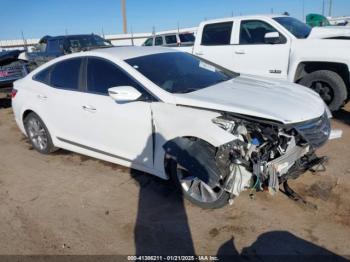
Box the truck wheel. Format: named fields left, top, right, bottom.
left=24, top=112, right=57, bottom=154
left=167, top=159, right=230, bottom=209
left=299, top=70, right=347, bottom=111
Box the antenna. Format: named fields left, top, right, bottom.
left=121, top=0, right=128, bottom=34
left=102, top=26, right=105, bottom=38
left=130, top=26, right=134, bottom=46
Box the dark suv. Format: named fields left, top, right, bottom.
left=0, top=34, right=112, bottom=89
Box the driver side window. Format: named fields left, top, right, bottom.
left=240, top=20, right=286, bottom=45
left=86, top=57, right=153, bottom=100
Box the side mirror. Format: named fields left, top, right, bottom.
left=108, top=86, right=142, bottom=103
left=264, top=32, right=281, bottom=44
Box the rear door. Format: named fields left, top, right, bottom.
left=232, top=19, right=291, bottom=79
left=39, top=57, right=86, bottom=144
left=194, top=21, right=235, bottom=70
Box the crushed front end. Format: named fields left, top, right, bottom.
left=213, top=112, right=332, bottom=200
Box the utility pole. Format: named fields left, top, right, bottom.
left=329, top=0, right=333, bottom=17
left=322, top=0, right=325, bottom=15
left=21, top=31, right=28, bottom=51
left=121, top=0, right=127, bottom=34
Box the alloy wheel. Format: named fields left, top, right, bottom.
left=27, top=118, right=48, bottom=151
left=176, top=165, right=224, bottom=203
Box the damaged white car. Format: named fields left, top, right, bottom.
left=12, top=47, right=340, bottom=209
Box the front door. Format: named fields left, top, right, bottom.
left=232, top=19, right=291, bottom=79
left=78, top=57, right=154, bottom=168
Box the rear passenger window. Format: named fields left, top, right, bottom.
left=86, top=57, right=141, bottom=95
left=155, top=36, right=163, bottom=46
left=144, top=38, right=153, bottom=46
left=33, top=66, right=51, bottom=85
left=165, top=35, right=177, bottom=44
left=50, top=58, right=82, bottom=90
left=201, top=22, right=233, bottom=46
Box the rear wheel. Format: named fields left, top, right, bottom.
left=299, top=70, right=348, bottom=111
left=168, top=159, right=230, bottom=209
left=24, top=112, right=56, bottom=154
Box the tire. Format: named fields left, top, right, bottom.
left=299, top=70, right=348, bottom=111
left=167, top=159, right=230, bottom=209
left=24, top=112, right=57, bottom=154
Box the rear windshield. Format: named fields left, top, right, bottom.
left=125, top=52, right=237, bottom=94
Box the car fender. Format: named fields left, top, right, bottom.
left=288, top=40, right=350, bottom=82
left=151, top=102, right=235, bottom=178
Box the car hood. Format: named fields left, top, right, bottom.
left=308, top=26, right=350, bottom=39
left=173, top=75, right=326, bottom=124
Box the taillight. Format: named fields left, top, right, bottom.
left=11, top=89, right=18, bottom=99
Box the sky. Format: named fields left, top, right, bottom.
left=1, top=0, right=350, bottom=40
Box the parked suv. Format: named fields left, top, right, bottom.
left=12, top=47, right=339, bottom=209
left=143, top=32, right=195, bottom=52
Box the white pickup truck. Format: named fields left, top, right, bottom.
left=189, top=15, right=350, bottom=111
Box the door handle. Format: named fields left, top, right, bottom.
left=195, top=51, right=204, bottom=56
left=82, top=105, right=97, bottom=112
left=235, top=50, right=246, bottom=54
left=37, top=94, right=47, bottom=100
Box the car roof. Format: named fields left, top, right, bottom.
left=92, top=46, right=178, bottom=60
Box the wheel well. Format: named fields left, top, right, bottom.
left=295, top=62, right=350, bottom=88
left=163, top=136, right=216, bottom=175
left=22, top=110, right=34, bottom=122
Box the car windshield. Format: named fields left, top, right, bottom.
left=273, top=17, right=312, bottom=39
left=125, top=52, right=237, bottom=94
left=67, top=35, right=112, bottom=49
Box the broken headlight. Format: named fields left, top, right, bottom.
left=212, top=117, right=235, bottom=133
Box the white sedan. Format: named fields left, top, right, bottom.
left=12, top=47, right=334, bottom=209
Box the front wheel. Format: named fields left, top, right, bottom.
left=299, top=70, right=348, bottom=111
left=168, top=160, right=230, bottom=209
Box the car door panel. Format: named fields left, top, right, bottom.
left=78, top=94, right=153, bottom=168
left=232, top=19, right=291, bottom=79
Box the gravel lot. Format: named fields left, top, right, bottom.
left=0, top=94, right=349, bottom=258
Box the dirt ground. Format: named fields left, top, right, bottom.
left=0, top=93, right=349, bottom=259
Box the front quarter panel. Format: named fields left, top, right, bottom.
left=151, top=102, right=236, bottom=177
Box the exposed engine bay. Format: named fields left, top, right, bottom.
left=213, top=113, right=330, bottom=199
left=165, top=112, right=331, bottom=203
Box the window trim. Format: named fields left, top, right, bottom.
left=82, top=56, right=158, bottom=102
left=239, top=19, right=287, bottom=46
left=32, top=57, right=85, bottom=92
left=201, top=21, right=234, bottom=46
